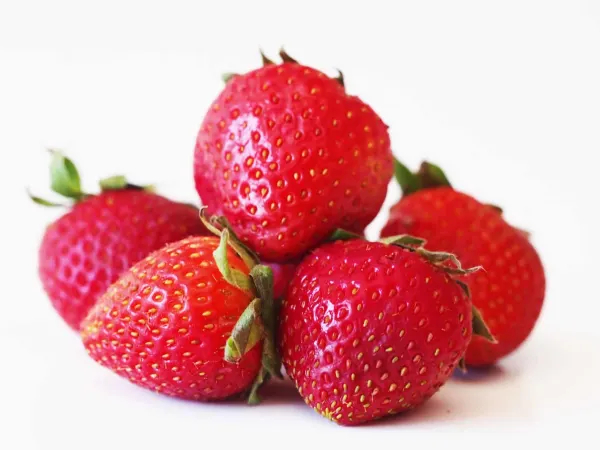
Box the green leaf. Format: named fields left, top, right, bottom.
left=393, top=158, right=421, bottom=196
left=279, top=47, right=298, bottom=63
left=334, top=69, right=345, bottom=88
left=486, top=203, right=504, bottom=215
left=99, top=175, right=128, bottom=191
left=472, top=306, right=496, bottom=343
left=328, top=228, right=362, bottom=242
left=415, top=247, right=482, bottom=276
left=417, top=161, right=452, bottom=189
left=28, top=190, right=67, bottom=207
left=455, top=279, right=471, bottom=298
left=260, top=49, right=274, bottom=66
left=213, top=229, right=253, bottom=292
left=243, top=264, right=282, bottom=404
left=224, top=298, right=263, bottom=362
left=222, top=72, right=238, bottom=83
left=211, top=215, right=260, bottom=270
left=380, top=234, right=427, bottom=249
left=250, top=265, right=282, bottom=379
left=49, top=150, right=83, bottom=200
left=247, top=370, right=268, bottom=405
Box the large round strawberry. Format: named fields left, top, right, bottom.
left=32, top=151, right=208, bottom=331
left=279, top=236, right=492, bottom=425
left=81, top=214, right=280, bottom=402
left=381, top=160, right=545, bottom=366
left=193, top=50, right=394, bottom=261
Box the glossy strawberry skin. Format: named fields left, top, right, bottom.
left=39, top=190, right=207, bottom=331
left=81, top=236, right=262, bottom=400
left=194, top=62, right=393, bottom=262
left=279, top=239, right=473, bottom=425
left=381, top=187, right=545, bottom=366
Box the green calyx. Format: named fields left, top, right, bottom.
left=224, top=298, right=264, bottom=362
left=246, top=264, right=282, bottom=404
left=393, top=158, right=452, bottom=196
left=328, top=228, right=362, bottom=242
left=213, top=229, right=254, bottom=292
left=29, top=150, right=153, bottom=208
left=28, top=190, right=67, bottom=207
left=384, top=234, right=482, bottom=276
left=334, top=69, right=345, bottom=88
left=49, top=149, right=84, bottom=200
left=278, top=48, right=298, bottom=64
left=99, top=175, right=155, bottom=193
left=28, top=150, right=87, bottom=207
left=98, top=175, right=128, bottom=191
left=382, top=234, right=496, bottom=344
left=222, top=48, right=346, bottom=89
left=260, top=49, right=274, bottom=66
left=471, top=304, right=496, bottom=343
left=200, top=208, right=260, bottom=270
left=200, top=208, right=282, bottom=403
left=222, top=72, right=238, bottom=83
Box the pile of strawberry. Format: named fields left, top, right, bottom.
left=32, top=50, right=545, bottom=426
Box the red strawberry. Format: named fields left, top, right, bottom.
left=381, top=160, right=545, bottom=366
left=81, top=214, right=280, bottom=402
left=194, top=50, right=393, bottom=262
left=32, top=151, right=208, bottom=331
left=279, top=236, right=492, bottom=425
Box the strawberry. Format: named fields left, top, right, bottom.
left=279, top=236, right=493, bottom=425
left=193, top=50, right=393, bottom=262
left=81, top=212, right=280, bottom=402
left=31, top=151, right=208, bottom=331
left=381, top=160, right=545, bottom=366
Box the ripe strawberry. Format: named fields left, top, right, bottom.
left=194, top=50, right=394, bottom=262
left=381, top=160, right=545, bottom=366
left=32, top=151, right=208, bottom=331
left=81, top=214, right=280, bottom=402
left=279, top=236, right=492, bottom=425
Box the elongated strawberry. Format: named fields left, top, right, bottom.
left=31, top=151, right=208, bottom=331
left=381, top=160, right=545, bottom=366
left=279, top=236, right=492, bottom=425
left=194, top=50, right=393, bottom=262
left=81, top=212, right=280, bottom=402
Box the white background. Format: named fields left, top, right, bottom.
left=1, top=0, right=599, bottom=448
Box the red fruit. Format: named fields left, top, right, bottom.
left=194, top=50, right=393, bottom=262
left=33, top=152, right=207, bottom=330
left=81, top=223, right=280, bottom=402
left=381, top=161, right=545, bottom=366
left=279, top=237, right=491, bottom=425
